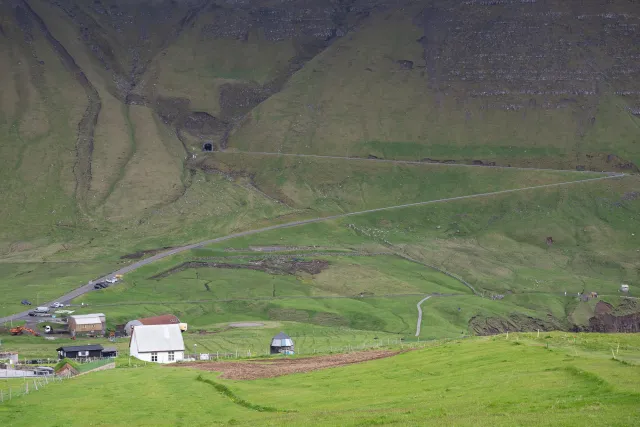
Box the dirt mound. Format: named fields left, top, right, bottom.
left=178, top=350, right=398, bottom=380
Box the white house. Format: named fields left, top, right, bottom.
left=129, top=324, right=185, bottom=364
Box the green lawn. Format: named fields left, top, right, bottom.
left=1, top=333, right=638, bottom=426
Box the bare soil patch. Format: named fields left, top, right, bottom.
left=178, top=350, right=399, bottom=380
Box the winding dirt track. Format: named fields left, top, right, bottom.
left=0, top=173, right=624, bottom=324
left=415, top=296, right=433, bottom=337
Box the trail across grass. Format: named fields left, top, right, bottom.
left=415, top=295, right=432, bottom=336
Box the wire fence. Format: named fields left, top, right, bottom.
left=0, top=374, right=66, bottom=404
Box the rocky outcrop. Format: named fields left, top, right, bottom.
left=586, top=299, right=640, bottom=333
left=588, top=312, right=640, bottom=333
left=469, top=313, right=566, bottom=336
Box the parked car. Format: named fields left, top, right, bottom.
left=50, top=302, right=64, bottom=308
left=94, top=282, right=108, bottom=290
left=105, top=277, right=118, bottom=284
left=21, top=299, right=32, bottom=305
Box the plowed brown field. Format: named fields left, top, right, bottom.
left=177, top=350, right=399, bottom=380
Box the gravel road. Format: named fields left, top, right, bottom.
left=0, top=173, right=623, bottom=325
left=415, top=296, right=432, bottom=337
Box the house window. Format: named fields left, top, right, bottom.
left=151, top=352, right=158, bottom=362
left=78, top=351, right=89, bottom=357
left=168, top=351, right=175, bottom=362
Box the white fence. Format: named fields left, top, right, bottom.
left=0, top=374, right=65, bottom=403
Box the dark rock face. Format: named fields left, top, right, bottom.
left=413, top=0, right=640, bottom=121
left=181, top=112, right=227, bottom=136
left=469, top=313, right=566, bottom=335
left=588, top=313, right=640, bottom=333
left=586, top=299, right=640, bottom=333
left=219, top=83, right=270, bottom=120
left=594, top=301, right=613, bottom=315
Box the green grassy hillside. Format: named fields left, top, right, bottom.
left=208, top=175, right=640, bottom=297
left=0, top=0, right=639, bottom=355
left=15, top=172, right=627, bottom=339
left=1, top=333, right=639, bottom=426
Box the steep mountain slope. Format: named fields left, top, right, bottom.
left=2, top=0, right=638, bottom=240
left=0, top=0, right=638, bottom=329
left=230, top=0, right=640, bottom=170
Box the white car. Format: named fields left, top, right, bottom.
left=50, top=302, right=64, bottom=308
left=105, top=277, right=118, bottom=284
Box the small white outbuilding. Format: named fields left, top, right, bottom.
left=621, top=284, right=630, bottom=293
left=129, top=324, right=185, bottom=364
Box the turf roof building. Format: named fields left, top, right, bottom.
left=129, top=324, right=185, bottom=364
left=270, top=332, right=294, bottom=355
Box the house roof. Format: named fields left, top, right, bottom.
left=101, top=347, right=118, bottom=353
left=271, top=332, right=293, bottom=347
left=72, top=317, right=103, bottom=325
left=57, top=345, right=104, bottom=352
left=70, top=313, right=105, bottom=318
left=273, top=332, right=291, bottom=340
left=131, top=324, right=184, bottom=353
left=138, top=314, right=180, bottom=325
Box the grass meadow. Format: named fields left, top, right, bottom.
left=1, top=333, right=638, bottom=426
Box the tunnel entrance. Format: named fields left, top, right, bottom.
left=202, top=142, right=213, bottom=152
